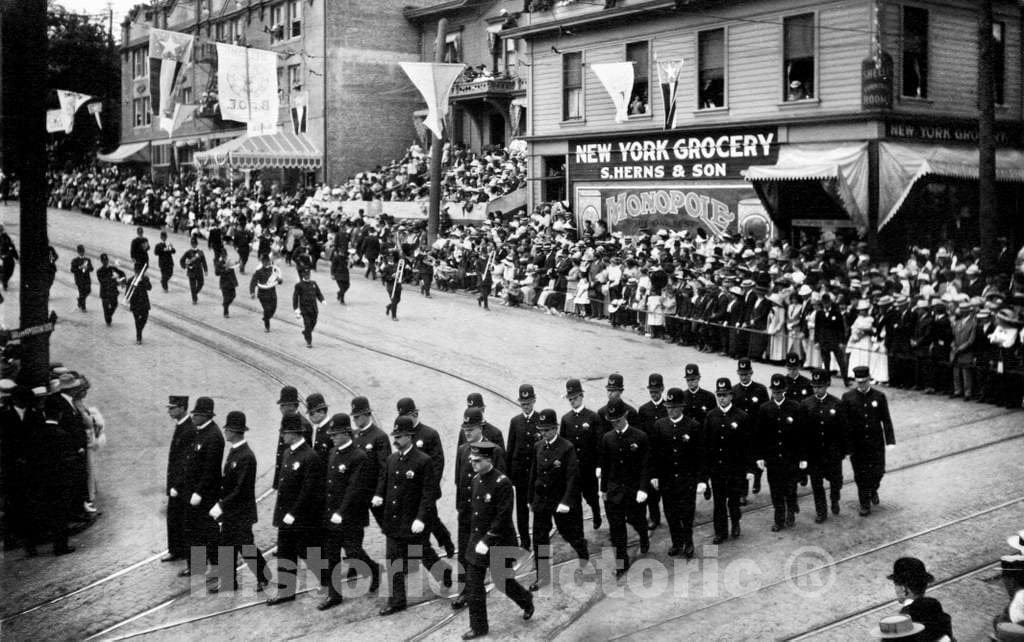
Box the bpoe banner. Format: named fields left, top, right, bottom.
left=216, top=43, right=279, bottom=135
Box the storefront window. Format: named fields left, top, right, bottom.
left=901, top=6, right=929, bottom=99
left=698, top=28, right=725, bottom=109
left=783, top=13, right=815, bottom=101
left=562, top=51, right=583, bottom=120
left=993, top=22, right=1005, bottom=105
left=626, top=41, right=649, bottom=116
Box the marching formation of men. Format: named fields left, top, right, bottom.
left=158, top=362, right=895, bottom=638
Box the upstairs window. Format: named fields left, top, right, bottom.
left=993, top=21, right=1005, bottom=105
left=214, top=21, right=226, bottom=42
left=288, top=63, right=302, bottom=93
left=132, top=47, right=149, bottom=79
left=288, top=0, right=301, bottom=39
left=901, top=6, right=929, bottom=98
left=444, top=31, right=462, bottom=63
left=562, top=51, right=583, bottom=120
left=698, top=28, right=724, bottom=109
left=783, top=13, right=815, bottom=101
left=270, top=4, right=285, bottom=43
left=504, top=37, right=517, bottom=75
left=626, top=41, right=649, bottom=116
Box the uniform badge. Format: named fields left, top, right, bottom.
left=786, top=416, right=794, bottom=424
left=701, top=405, right=707, bottom=411
left=484, top=493, right=492, bottom=503
left=196, top=444, right=202, bottom=451
left=339, top=464, right=347, bottom=472
left=730, top=422, right=738, bottom=429
left=231, top=462, right=237, bottom=469
left=553, top=459, right=562, bottom=468
left=416, top=440, right=424, bottom=448
left=751, top=397, right=758, bottom=403
left=829, top=409, right=836, bottom=416
left=629, top=442, right=638, bottom=451
left=871, top=400, right=878, bottom=408
left=681, top=434, right=690, bottom=442
left=365, top=444, right=373, bottom=450
left=406, top=470, right=415, bottom=479
left=582, top=423, right=589, bottom=429
left=292, top=461, right=300, bottom=470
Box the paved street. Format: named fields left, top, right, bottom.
left=1, top=205, right=1021, bottom=641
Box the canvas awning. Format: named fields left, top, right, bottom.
left=193, top=131, right=322, bottom=169
left=97, top=141, right=151, bottom=164
left=742, top=143, right=869, bottom=229
left=878, top=142, right=1024, bottom=229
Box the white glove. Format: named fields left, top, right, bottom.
left=555, top=503, right=570, bottom=514
left=330, top=512, right=342, bottom=525
left=411, top=519, right=425, bottom=534
left=190, top=493, right=201, bottom=506
left=746, top=473, right=755, bottom=481
left=371, top=495, right=383, bottom=507
left=696, top=482, right=707, bottom=495
left=886, top=444, right=895, bottom=450
left=283, top=513, right=295, bottom=525
left=636, top=490, right=648, bottom=503
left=475, top=541, right=489, bottom=555
left=209, top=503, right=223, bottom=520
left=294, top=309, right=301, bottom=319
left=756, top=460, right=765, bottom=470
left=650, top=479, right=659, bottom=491
left=595, top=467, right=601, bottom=479
left=169, top=488, right=178, bottom=498
left=799, top=461, right=808, bottom=470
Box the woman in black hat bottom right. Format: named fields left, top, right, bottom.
left=887, top=557, right=954, bottom=641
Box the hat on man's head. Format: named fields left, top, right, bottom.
left=887, top=557, right=935, bottom=586
left=305, top=393, right=327, bottom=413
left=537, top=408, right=559, bottom=429
left=811, top=368, right=830, bottom=386
left=684, top=364, right=700, bottom=379
left=605, top=399, right=629, bottom=421
left=853, top=366, right=871, bottom=380
left=392, top=415, right=417, bottom=436
left=785, top=352, right=801, bottom=367
left=769, top=374, right=786, bottom=391
left=350, top=396, right=372, bottom=416
left=280, top=414, right=304, bottom=434
left=58, top=373, right=83, bottom=391
left=664, top=387, right=685, bottom=407
left=877, top=295, right=894, bottom=306
left=737, top=358, right=752, bottom=374
left=224, top=411, right=248, bottom=432
left=462, top=407, right=484, bottom=428
left=647, top=373, right=664, bottom=391
left=469, top=441, right=498, bottom=459
left=518, top=384, right=536, bottom=402
left=868, top=615, right=925, bottom=639
left=396, top=397, right=418, bottom=415
left=605, top=373, right=624, bottom=391
left=326, top=413, right=352, bottom=435
left=191, top=396, right=215, bottom=416
left=277, top=386, right=300, bottom=406
left=167, top=395, right=189, bottom=408
left=715, top=377, right=733, bottom=393
left=466, top=392, right=485, bottom=409
left=565, top=378, right=584, bottom=397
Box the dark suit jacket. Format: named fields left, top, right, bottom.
left=901, top=596, right=954, bottom=642
left=167, top=417, right=194, bottom=495
left=220, top=442, right=258, bottom=527
left=507, top=412, right=541, bottom=481
left=527, top=436, right=580, bottom=510
left=183, top=421, right=225, bottom=509
left=354, top=423, right=391, bottom=507
left=703, top=405, right=754, bottom=476
left=412, top=421, right=444, bottom=495
left=755, top=399, right=807, bottom=466
left=465, top=467, right=517, bottom=567
left=273, top=441, right=323, bottom=528
left=559, top=407, right=603, bottom=473
left=799, top=394, right=847, bottom=464
left=598, top=426, right=651, bottom=504
left=840, top=388, right=896, bottom=460
left=375, top=446, right=438, bottom=540
left=324, top=443, right=373, bottom=527
left=651, top=415, right=705, bottom=488
left=455, top=441, right=507, bottom=513
left=274, top=414, right=313, bottom=489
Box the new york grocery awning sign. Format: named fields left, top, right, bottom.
left=570, top=128, right=778, bottom=181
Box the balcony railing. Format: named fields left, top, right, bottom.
left=449, top=74, right=527, bottom=101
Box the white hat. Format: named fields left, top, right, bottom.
left=798, top=284, right=813, bottom=296
left=1009, top=529, right=1024, bottom=553
left=868, top=615, right=925, bottom=639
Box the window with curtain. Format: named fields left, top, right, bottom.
left=444, top=32, right=462, bottom=64
left=698, top=28, right=724, bottom=109
left=993, top=22, right=1005, bottom=105
left=901, top=6, right=928, bottom=98
left=562, top=51, right=583, bottom=120
left=270, top=4, right=285, bottom=43
left=626, top=41, right=649, bottom=116
left=288, top=0, right=301, bottom=38
left=783, top=13, right=815, bottom=101
left=288, top=64, right=302, bottom=93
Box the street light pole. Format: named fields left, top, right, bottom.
left=427, top=18, right=448, bottom=245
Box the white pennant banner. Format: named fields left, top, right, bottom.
left=46, top=109, right=67, bottom=133
left=590, top=62, right=635, bottom=123
left=399, top=62, right=466, bottom=139
left=87, top=101, right=104, bottom=129
left=57, top=90, right=93, bottom=133
left=216, top=43, right=279, bottom=136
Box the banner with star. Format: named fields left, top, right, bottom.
left=398, top=62, right=465, bottom=139
left=656, top=58, right=684, bottom=130
left=149, top=28, right=194, bottom=133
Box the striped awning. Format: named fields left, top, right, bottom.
left=193, top=131, right=322, bottom=169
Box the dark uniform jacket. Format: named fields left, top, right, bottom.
left=412, top=421, right=444, bottom=496
left=220, top=442, right=259, bottom=527
left=273, top=414, right=313, bottom=489
left=249, top=265, right=282, bottom=298
left=680, top=388, right=717, bottom=424
left=96, top=265, right=125, bottom=299
left=799, top=394, right=847, bottom=465
left=597, top=401, right=639, bottom=434
left=527, top=436, right=580, bottom=510
left=816, top=304, right=847, bottom=345
left=457, top=421, right=505, bottom=450
left=273, top=441, right=323, bottom=528
left=183, top=420, right=225, bottom=510
left=840, top=387, right=896, bottom=460
left=167, top=416, right=195, bottom=495
left=559, top=407, right=603, bottom=476
left=651, top=415, right=705, bottom=489
left=154, top=241, right=176, bottom=271
left=636, top=399, right=668, bottom=437
left=180, top=248, right=208, bottom=276
left=127, top=275, right=152, bottom=312
left=455, top=441, right=507, bottom=513
left=732, top=381, right=769, bottom=419
left=354, top=422, right=391, bottom=497
left=130, top=236, right=150, bottom=267
left=755, top=399, right=807, bottom=466
left=465, top=467, right=517, bottom=567
left=217, top=263, right=238, bottom=290
left=507, top=411, right=541, bottom=482
left=785, top=374, right=813, bottom=401
left=598, top=426, right=651, bottom=504
left=703, top=405, right=754, bottom=476
left=292, top=280, right=324, bottom=313
left=324, top=443, right=374, bottom=528
left=310, top=419, right=334, bottom=468
left=375, top=446, right=439, bottom=541
left=71, top=256, right=93, bottom=287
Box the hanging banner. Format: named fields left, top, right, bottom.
left=149, top=28, right=194, bottom=133
left=656, top=58, right=684, bottom=130
left=57, top=90, right=92, bottom=133
left=163, top=103, right=197, bottom=136
left=398, top=62, right=465, bottom=139
left=87, top=101, right=104, bottom=129
left=290, top=90, right=308, bottom=135
left=589, top=62, right=634, bottom=124
left=46, top=109, right=67, bottom=133
left=216, top=43, right=279, bottom=136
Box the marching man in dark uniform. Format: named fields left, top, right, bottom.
left=305, top=393, right=334, bottom=467
left=180, top=397, right=224, bottom=579
left=506, top=383, right=541, bottom=550
left=96, top=254, right=125, bottom=326
left=130, top=226, right=150, bottom=271
left=372, top=417, right=444, bottom=616
left=559, top=378, right=603, bottom=530
left=351, top=396, right=391, bottom=530
left=215, top=254, right=238, bottom=318
left=451, top=408, right=507, bottom=610
left=597, top=373, right=637, bottom=434
left=681, top=364, right=717, bottom=425
left=153, top=231, right=176, bottom=291
left=459, top=441, right=534, bottom=640
left=704, top=378, right=754, bottom=544
left=636, top=373, right=667, bottom=529
left=292, top=267, right=325, bottom=348
left=250, top=254, right=283, bottom=332
left=381, top=251, right=403, bottom=321
left=800, top=368, right=848, bottom=522
left=784, top=352, right=813, bottom=401
left=841, top=366, right=896, bottom=516
left=125, top=262, right=152, bottom=345
left=597, top=399, right=651, bottom=577
left=267, top=414, right=324, bottom=605
left=329, top=242, right=350, bottom=304
left=70, top=244, right=93, bottom=312
left=458, top=393, right=505, bottom=449
left=319, top=413, right=378, bottom=609
left=732, top=358, right=768, bottom=502
left=162, top=395, right=193, bottom=563
left=179, top=236, right=208, bottom=305
left=208, top=411, right=269, bottom=593
left=755, top=374, right=807, bottom=531
left=650, top=387, right=705, bottom=559
left=273, top=386, right=313, bottom=490
left=528, top=408, right=589, bottom=591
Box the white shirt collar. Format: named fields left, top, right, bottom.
left=289, top=438, right=305, bottom=451
left=176, top=416, right=190, bottom=426
left=196, top=419, right=212, bottom=430
left=719, top=404, right=733, bottom=413
left=231, top=439, right=247, bottom=450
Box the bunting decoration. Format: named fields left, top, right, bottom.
left=87, top=102, right=104, bottom=129
left=656, top=58, right=684, bottom=130
left=290, top=90, right=308, bottom=135
left=589, top=62, right=634, bottom=123
left=216, top=43, right=279, bottom=136
left=149, top=28, right=195, bottom=134
left=398, top=62, right=466, bottom=139
left=57, top=90, right=93, bottom=133
left=163, top=103, right=197, bottom=137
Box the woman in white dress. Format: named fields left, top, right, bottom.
left=846, top=300, right=875, bottom=371
left=766, top=293, right=788, bottom=362
left=804, top=294, right=823, bottom=369
left=785, top=291, right=806, bottom=362
left=869, top=299, right=891, bottom=384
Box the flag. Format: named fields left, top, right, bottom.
left=398, top=62, right=465, bottom=139
left=162, top=103, right=197, bottom=137
left=87, top=102, right=104, bottom=129
left=656, top=58, right=684, bottom=130
left=290, top=90, right=308, bottom=135
left=589, top=62, right=634, bottom=123
left=46, top=109, right=67, bottom=133
left=216, top=43, right=279, bottom=136
left=57, top=90, right=92, bottom=133
left=149, top=28, right=194, bottom=132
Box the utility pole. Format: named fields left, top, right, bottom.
left=6, top=0, right=51, bottom=386
left=427, top=18, right=448, bottom=244
left=977, top=0, right=997, bottom=271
